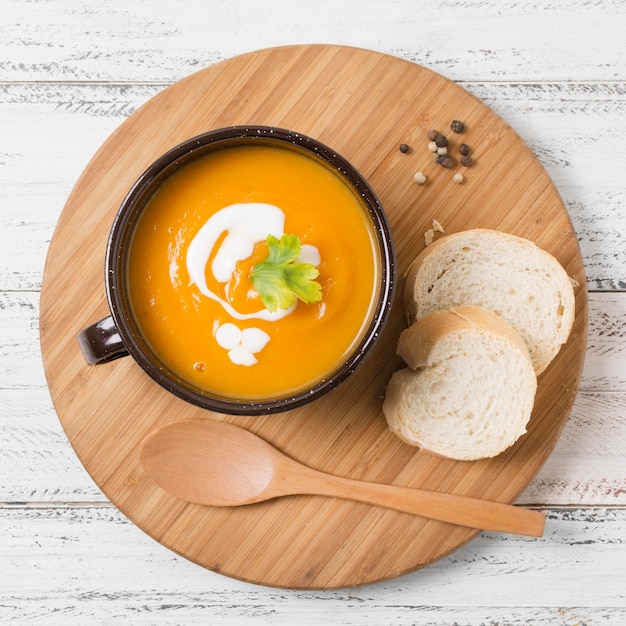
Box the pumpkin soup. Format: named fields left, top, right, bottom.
left=127, top=142, right=381, bottom=400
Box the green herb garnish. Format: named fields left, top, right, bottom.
left=250, top=234, right=322, bottom=312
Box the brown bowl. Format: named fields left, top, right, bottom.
left=78, top=126, right=395, bottom=415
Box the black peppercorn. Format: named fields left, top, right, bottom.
left=459, top=143, right=470, bottom=156
left=399, top=143, right=410, bottom=153
left=460, top=155, right=473, bottom=167
left=435, top=134, right=448, bottom=148
left=437, top=154, right=453, bottom=167
left=451, top=120, right=465, bottom=133
left=427, top=129, right=439, bottom=141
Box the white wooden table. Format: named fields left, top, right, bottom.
left=1, top=1, right=625, bottom=623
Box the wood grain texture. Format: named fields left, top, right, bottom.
left=2, top=0, right=626, bottom=82
left=39, top=45, right=587, bottom=588
left=1, top=506, right=625, bottom=623
left=0, top=290, right=621, bottom=394
left=1, top=388, right=624, bottom=506
left=2, top=0, right=625, bottom=620
left=2, top=79, right=624, bottom=291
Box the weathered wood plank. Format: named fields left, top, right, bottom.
left=581, top=292, right=626, bottom=391
left=1, top=0, right=624, bottom=620
left=8, top=290, right=625, bottom=393
left=2, top=0, right=626, bottom=82
left=1, top=387, right=624, bottom=506
left=0, top=291, right=624, bottom=505
left=518, top=392, right=626, bottom=505
left=0, top=292, right=47, bottom=389
left=1, top=81, right=625, bottom=290
left=0, top=505, right=624, bottom=623
left=0, top=390, right=104, bottom=503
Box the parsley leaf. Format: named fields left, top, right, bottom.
left=250, top=234, right=322, bottom=312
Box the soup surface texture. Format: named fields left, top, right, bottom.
left=128, top=142, right=380, bottom=400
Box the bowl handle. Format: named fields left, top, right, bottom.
left=77, top=315, right=129, bottom=364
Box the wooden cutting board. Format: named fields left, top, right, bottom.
left=40, top=45, right=588, bottom=589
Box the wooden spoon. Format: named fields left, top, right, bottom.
left=139, top=418, right=545, bottom=537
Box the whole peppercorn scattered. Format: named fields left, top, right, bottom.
left=414, top=121, right=475, bottom=183
left=399, top=143, right=410, bottom=153
left=451, top=120, right=465, bottom=133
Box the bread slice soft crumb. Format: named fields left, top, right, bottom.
left=404, top=228, right=575, bottom=374
left=432, top=219, right=445, bottom=233
left=424, top=219, right=445, bottom=247
left=383, top=306, right=537, bottom=460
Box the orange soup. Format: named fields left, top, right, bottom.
left=127, top=142, right=380, bottom=400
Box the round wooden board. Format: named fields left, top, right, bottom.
left=40, top=45, right=588, bottom=589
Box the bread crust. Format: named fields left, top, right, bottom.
left=397, top=305, right=532, bottom=370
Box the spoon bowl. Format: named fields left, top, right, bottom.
left=141, top=418, right=279, bottom=507
left=139, top=419, right=545, bottom=537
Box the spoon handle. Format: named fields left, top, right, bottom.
left=298, top=470, right=545, bottom=537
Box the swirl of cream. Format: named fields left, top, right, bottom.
left=186, top=203, right=295, bottom=321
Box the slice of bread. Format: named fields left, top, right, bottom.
left=404, top=229, right=575, bottom=374
left=383, top=306, right=537, bottom=460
